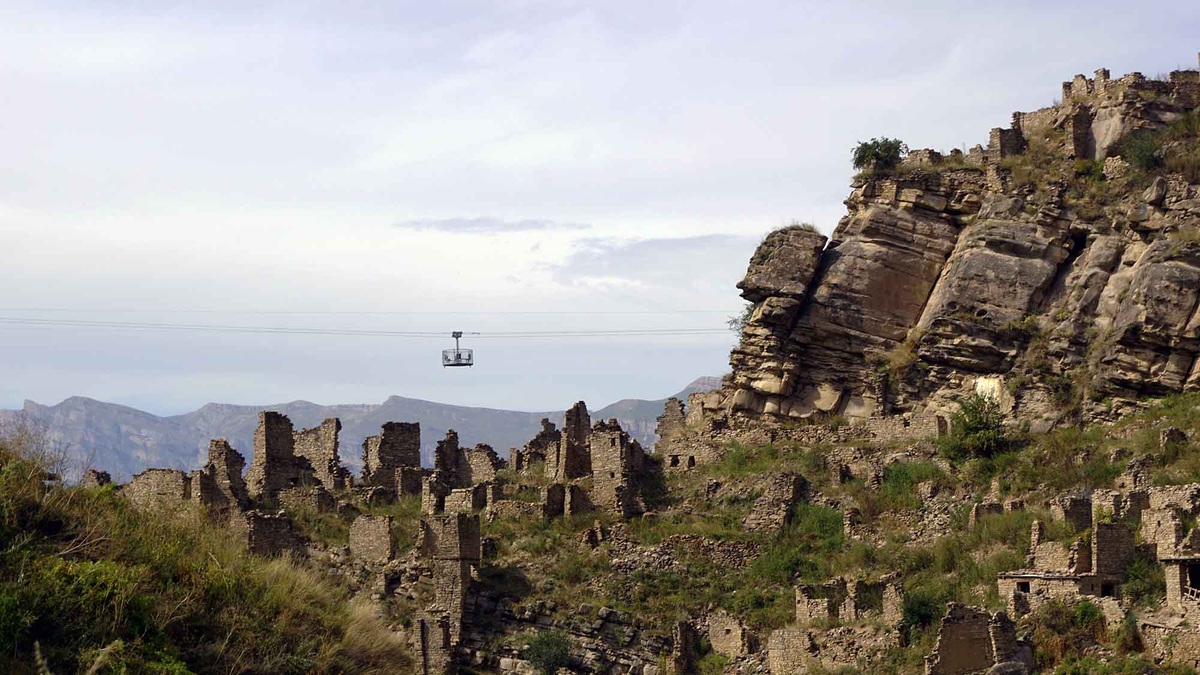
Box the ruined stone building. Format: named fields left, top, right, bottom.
left=416, top=513, right=482, bottom=674
left=545, top=401, right=591, bottom=481
left=361, top=421, right=423, bottom=496
left=292, top=418, right=350, bottom=493
left=589, top=418, right=647, bottom=518
left=189, top=438, right=249, bottom=516
left=245, top=411, right=322, bottom=503
left=511, top=418, right=559, bottom=472
left=924, top=604, right=1027, bottom=675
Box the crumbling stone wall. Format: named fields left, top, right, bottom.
left=433, top=430, right=462, bottom=486
left=1143, top=508, right=1184, bottom=557
left=245, top=412, right=321, bottom=503
left=1092, top=522, right=1136, bottom=577
left=1052, top=494, right=1093, bottom=532
left=231, top=510, right=300, bottom=557
left=292, top=418, right=348, bottom=493
left=588, top=418, right=646, bottom=518
left=767, top=625, right=899, bottom=674
left=546, top=401, right=591, bottom=481
left=362, top=421, right=421, bottom=485
left=197, top=438, right=248, bottom=514
left=459, top=444, right=503, bottom=485
left=923, top=604, right=1020, bottom=675
left=417, top=615, right=454, bottom=675
left=706, top=610, right=749, bottom=658
left=419, top=513, right=482, bottom=647
left=654, top=397, right=686, bottom=450
left=124, top=468, right=190, bottom=508
left=743, top=473, right=807, bottom=532
left=796, top=580, right=845, bottom=625
left=513, top=419, right=558, bottom=473
left=350, top=514, right=394, bottom=564
left=444, top=484, right=488, bottom=514
left=278, top=485, right=335, bottom=514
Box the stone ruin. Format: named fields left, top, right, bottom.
left=545, top=400, right=591, bottom=481
left=94, top=400, right=668, bottom=673
left=416, top=513, right=481, bottom=674
left=361, top=421, right=424, bottom=497
left=349, top=514, right=394, bottom=565
left=766, top=574, right=905, bottom=672
left=794, top=575, right=903, bottom=627
left=924, top=603, right=1029, bottom=675
left=742, top=472, right=808, bottom=533
left=510, top=418, right=558, bottom=471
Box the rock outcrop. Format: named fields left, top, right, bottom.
left=721, top=57, right=1200, bottom=431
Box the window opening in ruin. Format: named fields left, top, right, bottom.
left=1017, top=581, right=1030, bottom=593
left=1188, top=563, right=1200, bottom=590
left=442, top=331, right=474, bottom=367
left=1101, top=583, right=1115, bottom=597
left=670, top=456, right=680, bottom=467
left=687, top=456, right=696, bottom=468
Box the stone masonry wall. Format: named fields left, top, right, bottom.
left=124, top=468, right=190, bottom=508
left=246, top=411, right=320, bottom=503
left=654, top=397, right=686, bottom=450
left=589, top=419, right=646, bottom=518
left=350, top=514, right=394, bottom=564
left=362, top=421, right=421, bottom=486
left=547, top=401, right=591, bottom=481
left=293, top=418, right=348, bottom=492
left=924, top=603, right=995, bottom=675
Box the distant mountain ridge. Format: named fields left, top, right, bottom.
left=0, top=377, right=721, bottom=480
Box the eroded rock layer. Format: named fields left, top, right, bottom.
left=723, top=59, right=1200, bottom=431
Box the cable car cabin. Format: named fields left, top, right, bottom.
left=442, top=348, right=473, bottom=367
left=442, top=331, right=473, bottom=367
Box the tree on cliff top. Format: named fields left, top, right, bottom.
left=852, top=137, right=908, bottom=174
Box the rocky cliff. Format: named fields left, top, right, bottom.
left=722, top=58, right=1200, bottom=432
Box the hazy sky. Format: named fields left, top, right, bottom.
left=2, top=1, right=1198, bottom=414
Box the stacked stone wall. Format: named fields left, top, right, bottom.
left=349, top=514, right=394, bottom=564
left=743, top=473, right=807, bottom=532
left=292, top=418, right=347, bottom=492
left=546, top=401, right=591, bottom=481
left=589, top=419, right=646, bottom=518
left=924, top=604, right=995, bottom=674
left=654, top=397, right=686, bottom=450
left=232, top=510, right=299, bottom=557
left=124, top=469, right=190, bottom=508
left=362, top=421, right=421, bottom=485
left=460, top=444, right=503, bottom=485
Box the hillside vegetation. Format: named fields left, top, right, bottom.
left=0, top=423, right=409, bottom=674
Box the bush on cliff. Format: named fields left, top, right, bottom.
left=852, top=137, right=908, bottom=174
left=937, top=394, right=1009, bottom=462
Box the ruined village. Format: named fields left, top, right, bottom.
left=9, top=34, right=1200, bottom=675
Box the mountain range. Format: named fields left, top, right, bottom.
left=0, top=377, right=721, bottom=480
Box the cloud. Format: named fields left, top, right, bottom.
left=545, top=234, right=759, bottom=306
left=393, top=217, right=590, bottom=234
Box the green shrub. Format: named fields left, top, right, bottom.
left=727, top=302, right=756, bottom=334
left=852, top=138, right=909, bottom=173
left=938, top=394, right=1010, bottom=462
left=1120, top=131, right=1163, bottom=171
left=901, top=588, right=943, bottom=631
left=525, top=630, right=572, bottom=674
left=697, top=651, right=731, bottom=675
left=1031, top=599, right=1106, bottom=668
left=1122, top=551, right=1166, bottom=609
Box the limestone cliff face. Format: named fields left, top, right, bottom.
left=722, top=59, right=1200, bottom=431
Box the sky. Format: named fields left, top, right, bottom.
left=2, top=1, right=1199, bottom=415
